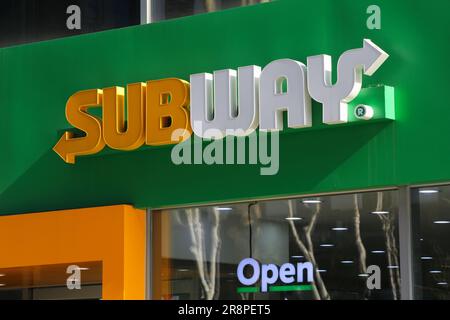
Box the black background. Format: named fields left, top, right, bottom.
left=0, top=300, right=441, bottom=319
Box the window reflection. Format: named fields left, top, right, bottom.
left=152, top=0, right=271, bottom=21
left=412, top=185, right=450, bottom=299
left=0, top=0, right=141, bottom=48
left=153, top=190, right=400, bottom=300
left=0, top=262, right=102, bottom=300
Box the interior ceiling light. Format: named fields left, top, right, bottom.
left=419, top=190, right=439, bottom=194
left=302, top=200, right=322, bottom=204
left=332, top=227, right=348, bottom=231
left=371, top=211, right=389, bottom=215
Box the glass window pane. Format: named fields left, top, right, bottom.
left=412, top=185, right=450, bottom=299
left=0, top=0, right=141, bottom=48
left=153, top=190, right=400, bottom=300
left=0, top=262, right=102, bottom=300
left=152, top=0, right=271, bottom=22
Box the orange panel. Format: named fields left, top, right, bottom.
left=152, top=210, right=172, bottom=299
left=0, top=205, right=146, bottom=300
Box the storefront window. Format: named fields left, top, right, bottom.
left=152, top=190, right=400, bottom=300
left=151, top=0, right=271, bottom=22
left=411, top=185, right=450, bottom=299
left=0, top=262, right=102, bottom=300
left=0, top=0, right=141, bottom=48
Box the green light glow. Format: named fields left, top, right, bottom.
left=237, top=284, right=314, bottom=293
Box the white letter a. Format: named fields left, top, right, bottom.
left=66, top=5, right=81, bottom=30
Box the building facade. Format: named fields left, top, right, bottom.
left=0, top=0, right=449, bottom=300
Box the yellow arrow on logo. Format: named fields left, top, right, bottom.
left=53, top=89, right=105, bottom=164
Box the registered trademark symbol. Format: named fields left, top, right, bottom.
left=354, top=105, right=374, bottom=120
left=356, top=106, right=366, bottom=117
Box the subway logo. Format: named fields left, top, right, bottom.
left=53, top=40, right=388, bottom=164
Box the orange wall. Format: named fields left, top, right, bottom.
left=0, top=205, right=146, bottom=300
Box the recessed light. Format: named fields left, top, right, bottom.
left=332, top=227, right=348, bottom=231
left=437, top=282, right=448, bottom=286
left=317, top=270, right=327, bottom=273
left=420, top=238, right=424, bottom=241
left=371, top=250, right=385, bottom=254
left=387, top=266, right=399, bottom=269
left=216, top=207, right=233, bottom=211
left=178, top=269, right=190, bottom=272
left=430, top=270, right=442, bottom=274
left=285, top=217, right=302, bottom=221
left=371, top=211, right=389, bottom=215
left=419, top=190, right=439, bottom=194
left=341, top=260, right=354, bottom=264
left=302, top=200, right=322, bottom=204
left=291, top=256, right=304, bottom=259
left=358, top=273, right=369, bottom=277
left=0, top=284, right=5, bottom=287
left=421, top=256, right=433, bottom=260
left=434, top=220, right=450, bottom=224
left=320, top=244, right=334, bottom=248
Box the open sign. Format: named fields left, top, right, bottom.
left=237, top=258, right=314, bottom=293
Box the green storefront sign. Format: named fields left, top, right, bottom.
left=0, top=0, right=449, bottom=215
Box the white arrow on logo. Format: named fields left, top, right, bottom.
left=307, top=39, right=389, bottom=125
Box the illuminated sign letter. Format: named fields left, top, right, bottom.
left=190, top=66, right=260, bottom=139
left=237, top=258, right=260, bottom=286
left=259, top=59, right=311, bottom=131
left=146, top=78, right=192, bottom=146
left=103, top=83, right=146, bottom=150
left=307, top=39, right=389, bottom=124
left=53, top=89, right=105, bottom=164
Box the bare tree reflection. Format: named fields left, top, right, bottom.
left=185, top=208, right=222, bottom=300
left=375, top=192, right=401, bottom=300
left=287, top=200, right=330, bottom=300
left=353, top=195, right=368, bottom=292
